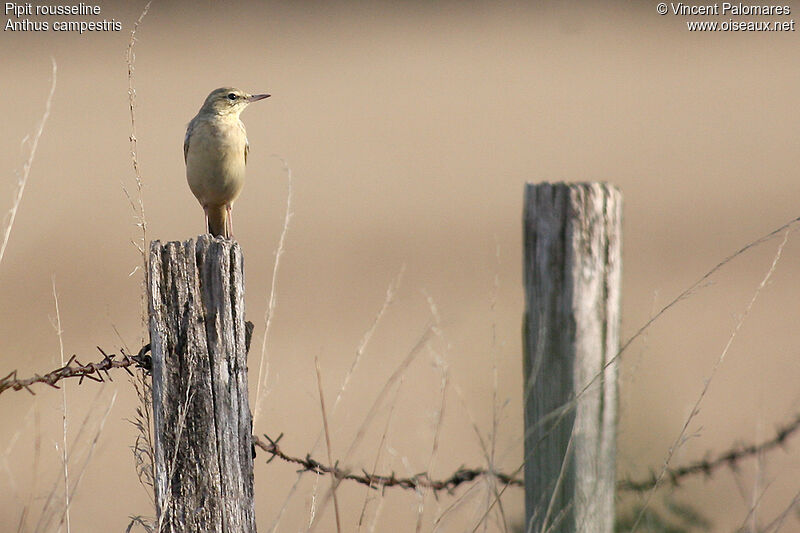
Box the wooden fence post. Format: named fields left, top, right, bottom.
left=522, top=183, right=621, bottom=533
left=148, top=235, right=256, bottom=532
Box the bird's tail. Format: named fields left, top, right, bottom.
left=206, top=205, right=229, bottom=238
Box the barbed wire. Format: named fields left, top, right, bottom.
left=254, top=409, right=800, bottom=496
left=2, top=347, right=799, bottom=496
left=253, top=433, right=523, bottom=493
left=0, top=344, right=151, bottom=395
left=618, top=412, right=800, bottom=492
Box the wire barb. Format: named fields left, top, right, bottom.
left=252, top=434, right=524, bottom=494
left=0, top=344, right=151, bottom=395
left=4, top=345, right=799, bottom=498
left=618, top=412, right=800, bottom=492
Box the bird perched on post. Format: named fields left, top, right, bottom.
left=184, top=87, right=270, bottom=238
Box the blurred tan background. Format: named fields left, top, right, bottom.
left=2, top=1, right=800, bottom=531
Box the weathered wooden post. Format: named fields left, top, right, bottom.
left=148, top=235, right=256, bottom=532
left=522, top=183, right=621, bottom=533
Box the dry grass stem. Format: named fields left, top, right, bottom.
left=11, top=405, right=41, bottom=533
left=266, top=270, right=402, bottom=532
left=529, top=216, right=800, bottom=458
left=33, top=389, right=117, bottom=533
left=357, top=378, right=404, bottom=532
left=760, top=487, right=800, bottom=533
left=267, top=471, right=306, bottom=533
left=343, top=326, right=433, bottom=463
left=58, top=391, right=117, bottom=530
left=415, top=353, right=448, bottom=532
left=629, top=228, right=792, bottom=533
left=500, top=218, right=800, bottom=530
left=156, top=369, right=195, bottom=533
left=435, top=377, right=508, bottom=529
left=738, top=475, right=773, bottom=533
left=303, top=327, right=433, bottom=531
left=470, top=460, right=525, bottom=532
left=306, top=269, right=404, bottom=466
left=365, top=487, right=388, bottom=533
left=0, top=58, right=56, bottom=267
left=297, top=268, right=407, bottom=528
left=751, top=444, right=766, bottom=530
left=313, top=358, right=342, bottom=533
left=124, top=0, right=151, bottom=232
left=534, top=430, right=575, bottom=533
left=50, top=278, right=70, bottom=533
left=1, top=403, right=37, bottom=493
left=129, top=371, right=155, bottom=504
left=253, top=159, right=294, bottom=430
left=123, top=0, right=152, bottom=341
left=426, top=289, right=509, bottom=532
left=33, top=387, right=106, bottom=532
left=433, top=480, right=485, bottom=531
left=333, top=266, right=404, bottom=413
left=616, top=215, right=800, bottom=364
left=536, top=432, right=577, bottom=533
left=305, top=470, right=322, bottom=531
left=486, top=241, right=509, bottom=533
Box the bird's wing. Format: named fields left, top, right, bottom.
left=240, top=120, right=249, bottom=165
left=183, top=120, right=194, bottom=163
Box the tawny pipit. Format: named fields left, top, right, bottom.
left=184, top=87, right=270, bottom=238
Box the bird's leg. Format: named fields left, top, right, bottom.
left=204, top=206, right=210, bottom=234
left=226, top=204, right=234, bottom=239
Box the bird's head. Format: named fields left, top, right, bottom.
left=199, top=87, right=270, bottom=117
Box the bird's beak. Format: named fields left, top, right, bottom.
left=247, top=93, right=271, bottom=103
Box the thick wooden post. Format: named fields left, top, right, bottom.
left=522, top=183, right=621, bottom=533
left=148, top=235, right=256, bottom=532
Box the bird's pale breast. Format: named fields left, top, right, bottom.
left=185, top=116, right=248, bottom=206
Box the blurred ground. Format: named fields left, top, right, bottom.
left=1, top=1, right=800, bottom=531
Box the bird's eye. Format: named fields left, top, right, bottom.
left=227, top=93, right=238, bottom=100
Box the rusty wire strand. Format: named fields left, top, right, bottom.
left=254, top=410, right=800, bottom=495
left=2, top=348, right=799, bottom=496
left=0, top=345, right=151, bottom=395
left=618, top=412, right=800, bottom=492
left=253, top=433, right=522, bottom=493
